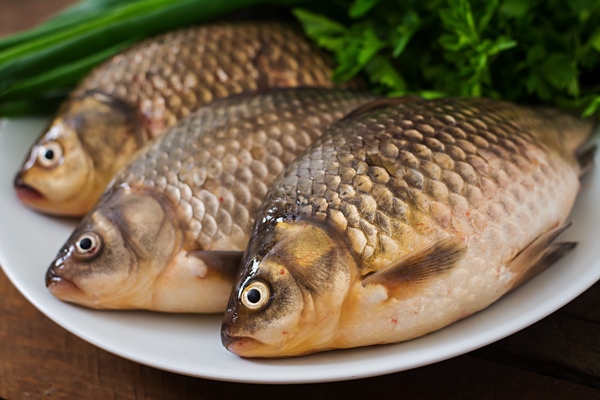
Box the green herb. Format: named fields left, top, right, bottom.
left=0, top=0, right=307, bottom=115
left=1, top=38, right=140, bottom=101
left=0, top=0, right=144, bottom=51
left=295, top=0, right=600, bottom=117
left=0, top=0, right=599, bottom=118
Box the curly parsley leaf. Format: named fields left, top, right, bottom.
left=295, top=0, right=600, bottom=118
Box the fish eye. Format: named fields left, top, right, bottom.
left=36, top=141, right=63, bottom=168
left=74, top=232, right=102, bottom=258
left=241, top=281, right=270, bottom=310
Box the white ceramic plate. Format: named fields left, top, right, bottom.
left=1, top=118, right=599, bottom=384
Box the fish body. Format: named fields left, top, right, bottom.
left=221, top=97, right=593, bottom=357
left=15, top=22, right=361, bottom=217
left=45, top=88, right=378, bottom=312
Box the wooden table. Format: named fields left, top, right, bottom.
left=1, top=1, right=600, bottom=398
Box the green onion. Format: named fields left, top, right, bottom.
left=0, top=0, right=308, bottom=116
left=1, top=38, right=140, bottom=100
left=0, top=97, right=65, bottom=117
left=0, top=0, right=147, bottom=51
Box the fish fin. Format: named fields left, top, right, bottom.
left=188, top=250, right=244, bottom=280
left=362, top=236, right=467, bottom=290
left=576, top=144, right=596, bottom=178
left=341, top=96, right=423, bottom=122
left=508, top=222, right=576, bottom=290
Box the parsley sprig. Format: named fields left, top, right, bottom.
left=295, top=0, right=600, bottom=117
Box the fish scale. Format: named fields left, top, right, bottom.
left=45, top=88, right=378, bottom=312
left=17, top=21, right=363, bottom=218
left=261, top=98, right=586, bottom=272
left=222, top=97, right=593, bottom=357
left=75, top=22, right=357, bottom=138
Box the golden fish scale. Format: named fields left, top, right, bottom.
left=73, top=22, right=358, bottom=138
left=261, top=97, right=587, bottom=276
left=109, top=89, right=377, bottom=251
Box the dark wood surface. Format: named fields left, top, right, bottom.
left=2, top=1, right=600, bottom=399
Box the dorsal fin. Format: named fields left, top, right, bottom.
left=362, top=236, right=467, bottom=290
left=341, top=96, right=423, bottom=122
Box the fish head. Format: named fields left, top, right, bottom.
left=222, top=218, right=356, bottom=357
left=14, top=91, right=141, bottom=217
left=45, top=187, right=182, bottom=309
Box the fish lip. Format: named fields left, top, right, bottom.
left=224, top=336, right=263, bottom=356
left=46, top=275, right=79, bottom=295
left=13, top=174, right=44, bottom=202
left=45, top=266, right=62, bottom=287
left=45, top=266, right=82, bottom=299
left=221, top=330, right=263, bottom=356
left=13, top=174, right=85, bottom=217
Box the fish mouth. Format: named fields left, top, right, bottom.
left=14, top=174, right=44, bottom=203
left=225, top=337, right=262, bottom=356
left=45, top=267, right=83, bottom=300
left=13, top=173, right=88, bottom=217
left=221, top=330, right=263, bottom=356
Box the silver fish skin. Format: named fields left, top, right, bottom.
left=45, top=88, right=378, bottom=312
left=221, top=97, right=594, bottom=358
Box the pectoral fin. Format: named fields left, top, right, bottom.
left=362, top=236, right=467, bottom=290
left=188, top=250, right=244, bottom=280
left=508, top=222, right=576, bottom=290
